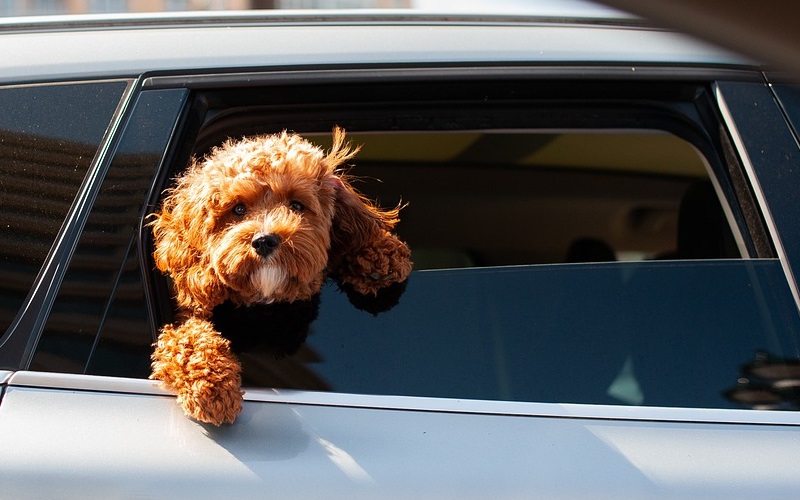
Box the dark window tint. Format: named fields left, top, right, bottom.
left=256, top=260, right=800, bottom=410
left=772, top=84, right=800, bottom=138
left=32, top=89, right=188, bottom=376
left=0, top=81, right=126, bottom=337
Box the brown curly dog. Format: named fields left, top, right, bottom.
left=150, top=127, right=412, bottom=425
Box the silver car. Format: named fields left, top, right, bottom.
left=2, top=5, right=800, bottom=499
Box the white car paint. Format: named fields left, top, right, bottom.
left=2, top=371, right=800, bottom=498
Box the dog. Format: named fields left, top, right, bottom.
left=149, top=127, right=412, bottom=425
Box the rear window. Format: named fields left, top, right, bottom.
left=305, top=129, right=737, bottom=266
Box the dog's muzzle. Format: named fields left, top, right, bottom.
left=252, top=233, right=281, bottom=258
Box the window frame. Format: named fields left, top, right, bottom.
left=146, top=71, right=769, bottom=268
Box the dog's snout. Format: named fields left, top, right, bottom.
left=252, top=233, right=281, bottom=257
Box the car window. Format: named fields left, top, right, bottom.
left=771, top=84, right=800, bottom=140
left=0, top=81, right=127, bottom=339
left=31, top=77, right=800, bottom=411
left=261, top=127, right=800, bottom=408
left=303, top=259, right=800, bottom=409
left=208, top=124, right=798, bottom=409
left=30, top=89, right=189, bottom=376
left=156, top=78, right=795, bottom=410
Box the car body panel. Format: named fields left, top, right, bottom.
left=2, top=371, right=800, bottom=499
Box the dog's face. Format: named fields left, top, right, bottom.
left=152, top=128, right=412, bottom=316
left=152, top=132, right=344, bottom=310
left=206, top=138, right=337, bottom=304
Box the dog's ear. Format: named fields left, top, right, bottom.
left=327, top=176, right=412, bottom=295
left=150, top=165, right=227, bottom=314
left=322, top=131, right=412, bottom=297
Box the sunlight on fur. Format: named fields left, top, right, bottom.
left=149, top=127, right=412, bottom=425
left=251, top=265, right=286, bottom=302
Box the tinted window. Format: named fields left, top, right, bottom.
left=287, top=260, right=800, bottom=409
left=215, top=123, right=797, bottom=409
left=32, top=89, right=188, bottom=376
left=0, top=81, right=126, bottom=337
left=772, top=84, right=800, bottom=138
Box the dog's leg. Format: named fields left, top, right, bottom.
left=151, top=317, right=243, bottom=425
left=329, top=175, right=412, bottom=296
left=336, top=228, right=412, bottom=296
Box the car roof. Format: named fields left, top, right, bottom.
left=0, top=10, right=751, bottom=85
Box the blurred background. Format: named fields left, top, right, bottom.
left=4, top=1, right=800, bottom=82
left=1, top=0, right=408, bottom=13
left=0, top=0, right=586, bottom=16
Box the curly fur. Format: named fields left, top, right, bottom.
left=149, top=127, right=411, bottom=425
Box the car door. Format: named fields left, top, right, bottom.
left=3, top=68, right=800, bottom=498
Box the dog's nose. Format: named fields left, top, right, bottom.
left=252, top=234, right=281, bottom=257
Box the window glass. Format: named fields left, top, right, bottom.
left=0, top=81, right=126, bottom=337
left=139, top=79, right=800, bottom=411
left=32, top=89, right=188, bottom=376
left=772, top=84, right=800, bottom=140
left=281, top=259, right=798, bottom=410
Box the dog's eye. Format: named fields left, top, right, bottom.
left=289, top=200, right=305, bottom=213
left=232, top=203, right=247, bottom=216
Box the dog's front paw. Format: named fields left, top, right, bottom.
left=176, top=376, right=244, bottom=426
left=152, top=317, right=244, bottom=425
left=340, top=230, right=412, bottom=296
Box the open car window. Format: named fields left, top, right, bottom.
left=303, top=129, right=740, bottom=267
left=201, top=127, right=797, bottom=410
left=31, top=77, right=800, bottom=411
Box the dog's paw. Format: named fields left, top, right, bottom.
left=176, top=379, right=244, bottom=426
left=339, top=230, right=412, bottom=296
left=152, top=317, right=245, bottom=425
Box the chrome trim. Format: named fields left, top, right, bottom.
left=249, top=388, right=800, bottom=426
left=714, top=84, right=800, bottom=311
left=7, top=371, right=168, bottom=396
left=8, top=371, right=800, bottom=426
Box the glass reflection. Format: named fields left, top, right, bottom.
left=0, top=81, right=126, bottom=337
left=239, top=260, right=800, bottom=410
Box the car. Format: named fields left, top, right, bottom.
left=3, top=5, right=800, bottom=498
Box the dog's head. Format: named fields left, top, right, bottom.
left=151, top=127, right=411, bottom=316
